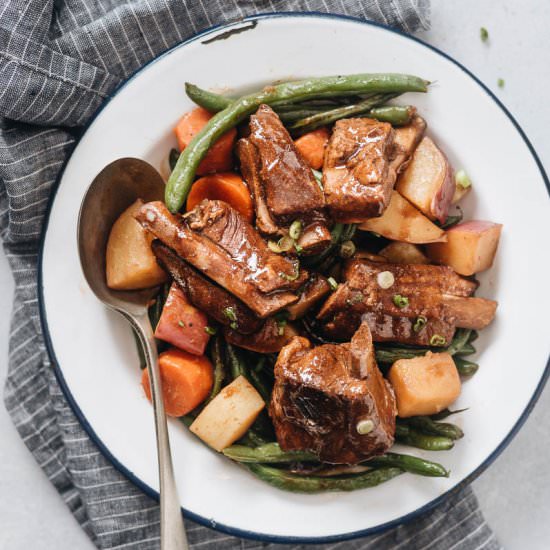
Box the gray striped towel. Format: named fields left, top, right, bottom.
left=0, top=1, right=501, bottom=548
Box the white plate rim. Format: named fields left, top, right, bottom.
left=36, top=12, right=550, bottom=544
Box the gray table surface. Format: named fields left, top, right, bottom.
left=1, top=1, right=549, bottom=548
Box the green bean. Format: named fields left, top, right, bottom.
left=225, top=342, right=245, bottom=379
left=454, top=357, right=479, bottom=377
left=367, top=452, right=449, bottom=477
left=445, top=329, right=472, bottom=355
left=223, top=443, right=317, bottom=463
left=468, top=330, right=479, bottom=343
left=431, top=408, right=468, bottom=421
left=455, top=343, right=476, bottom=357
left=375, top=347, right=427, bottom=364
left=398, top=416, right=464, bottom=440
left=185, top=82, right=231, bottom=111
left=167, top=74, right=428, bottom=211
left=247, top=463, right=403, bottom=493
left=376, top=328, right=473, bottom=365
left=247, top=368, right=272, bottom=404
left=291, top=101, right=413, bottom=135
left=367, top=105, right=414, bottom=126
left=395, top=424, right=454, bottom=451
left=205, top=335, right=226, bottom=404
left=289, top=93, right=397, bottom=134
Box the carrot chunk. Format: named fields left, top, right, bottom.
left=186, top=172, right=253, bottom=222
left=294, top=127, right=330, bottom=170
left=174, top=107, right=236, bottom=175
left=141, top=348, right=213, bottom=417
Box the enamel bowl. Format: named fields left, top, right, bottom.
left=39, top=13, right=550, bottom=543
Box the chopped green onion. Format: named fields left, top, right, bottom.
left=339, top=240, right=356, bottom=259
left=204, top=326, right=217, bottom=336
left=289, top=220, right=303, bottom=240
left=430, top=334, right=447, bottom=347
left=278, top=235, right=295, bottom=253
left=311, top=169, right=323, bottom=190
left=223, top=306, right=237, bottom=322
left=356, top=419, right=374, bottom=435
left=279, top=261, right=300, bottom=281
left=294, top=243, right=303, bottom=254
left=497, top=78, right=505, bottom=88
left=455, top=169, right=472, bottom=190
left=327, top=277, right=339, bottom=291
left=268, top=240, right=281, bottom=253
left=480, top=27, right=489, bottom=42
left=413, top=316, right=427, bottom=333
left=393, top=294, right=409, bottom=308
left=230, top=321, right=238, bottom=330
left=276, top=319, right=287, bottom=336
left=178, top=320, right=185, bottom=328
left=377, top=271, right=395, bottom=289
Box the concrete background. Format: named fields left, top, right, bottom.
left=1, top=1, right=549, bottom=548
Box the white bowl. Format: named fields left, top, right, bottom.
left=39, top=13, right=550, bottom=543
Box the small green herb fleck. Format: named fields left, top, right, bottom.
left=393, top=294, right=409, bottom=308
left=480, top=27, right=489, bottom=42
left=430, top=334, right=447, bottom=346
left=223, top=306, right=237, bottom=322
left=204, top=326, right=217, bottom=336
left=497, top=78, right=505, bottom=88
left=327, top=277, right=339, bottom=291
left=413, top=316, right=428, bottom=333
left=178, top=320, right=185, bottom=328
left=230, top=321, right=238, bottom=330
left=276, top=318, right=287, bottom=336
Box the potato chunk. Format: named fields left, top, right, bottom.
left=379, top=242, right=429, bottom=264
left=190, top=376, right=265, bottom=452
left=388, top=352, right=461, bottom=417
left=359, top=191, right=446, bottom=244
left=426, top=220, right=503, bottom=276
left=106, top=199, right=167, bottom=289
left=396, top=136, right=454, bottom=223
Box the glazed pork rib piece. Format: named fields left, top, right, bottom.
left=322, top=117, right=397, bottom=222
left=237, top=104, right=331, bottom=254
left=270, top=321, right=396, bottom=464
left=151, top=240, right=262, bottom=334
left=317, top=259, right=497, bottom=344
left=136, top=200, right=307, bottom=318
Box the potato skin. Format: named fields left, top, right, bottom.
left=106, top=199, right=167, bottom=290
left=396, top=136, right=455, bottom=223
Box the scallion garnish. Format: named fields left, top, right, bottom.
left=430, top=334, right=447, bottom=346
left=413, top=316, right=427, bottom=333
left=393, top=294, right=409, bottom=308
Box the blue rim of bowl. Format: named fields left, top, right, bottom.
left=37, top=11, right=550, bottom=544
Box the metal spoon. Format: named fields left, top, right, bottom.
left=77, top=158, right=188, bottom=550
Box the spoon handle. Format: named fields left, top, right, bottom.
left=133, top=313, right=189, bottom=550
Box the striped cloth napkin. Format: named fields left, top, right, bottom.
left=0, top=1, right=500, bottom=548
